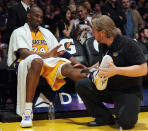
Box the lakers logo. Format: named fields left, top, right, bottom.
left=32, top=40, right=47, bottom=45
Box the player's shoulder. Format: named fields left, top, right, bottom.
left=11, top=25, right=25, bottom=36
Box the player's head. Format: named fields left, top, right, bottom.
left=27, top=6, right=43, bottom=29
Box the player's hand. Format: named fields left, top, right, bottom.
left=73, top=63, right=87, bottom=69
left=48, top=44, right=65, bottom=57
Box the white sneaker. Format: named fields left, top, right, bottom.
left=20, top=109, right=33, bottom=128
left=93, top=55, right=113, bottom=90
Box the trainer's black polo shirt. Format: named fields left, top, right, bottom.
left=98, top=35, right=146, bottom=95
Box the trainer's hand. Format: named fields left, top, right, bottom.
left=48, top=44, right=65, bottom=57
left=98, top=62, right=117, bottom=78
left=88, top=63, right=99, bottom=70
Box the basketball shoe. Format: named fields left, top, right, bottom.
left=92, top=55, right=113, bottom=90
left=20, top=109, right=33, bottom=127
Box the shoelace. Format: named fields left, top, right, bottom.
left=22, top=109, right=33, bottom=120
left=24, top=115, right=31, bottom=121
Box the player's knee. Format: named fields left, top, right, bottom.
left=31, top=58, right=43, bottom=71
left=117, top=118, right=137, bottom=129
left=62, top=64, right=72, bottom=74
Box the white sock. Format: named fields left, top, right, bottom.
left=25, top=102, right=33, bottom=110
left=87, top=69, right=98, bottom=82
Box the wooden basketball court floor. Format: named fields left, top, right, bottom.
left=0, top=112, right=148, bottom=131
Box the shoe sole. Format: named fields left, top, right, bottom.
left=20, top=124, right=33, bottom=128
left=95, top=55, right=113, bottom=90
left=20, top=121, right=33, bottom=128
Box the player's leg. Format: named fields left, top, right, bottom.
left=61, top=63, right=88, bottom=81
left=61, top=55, right=113, bottom=90
left=21, top=58, right=43, bottom=128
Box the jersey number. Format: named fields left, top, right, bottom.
left=32, top=47, right=46, bottom=53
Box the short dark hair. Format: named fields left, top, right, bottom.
left=28, top=5, right=42, bottom=14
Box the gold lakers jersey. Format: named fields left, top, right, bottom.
left=31, top=31, right=49, bottom=53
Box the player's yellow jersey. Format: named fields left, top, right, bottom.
left=17, top=31, right=49, bottom=63
left=31, top=31, right=49, bottom=53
